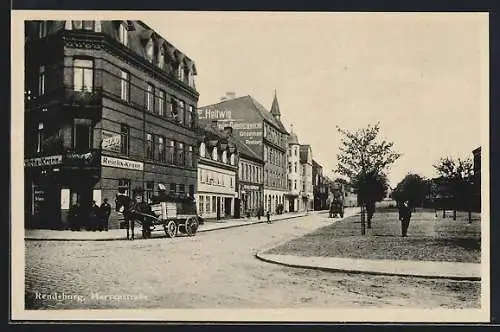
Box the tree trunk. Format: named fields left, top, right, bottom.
left=360, top=204, right=366, bottom=235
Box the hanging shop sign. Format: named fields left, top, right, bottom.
left=24, top=155, right=63, bottom=167
left=101, top=131, right=122, bottom=153
left=242, top=184, right=261, bottom=191
left=64, top=150, right=100, bottom=167
left=101, top=156, right=144, bottom=171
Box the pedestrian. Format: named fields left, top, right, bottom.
left=398, top=200, right=412, bottom=237
left=99, top=198, right=111, bottom=231
left=257, top=207, right=261, bottom=221
left=69, top=201, right=81, bottom=231
left=89, top=200, right=100, bottom=231
left=131, top=193, right=153, bottom=239
left=266, top=210, right=271, bottom=224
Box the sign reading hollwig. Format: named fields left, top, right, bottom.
left=101, top=156, right=144, bottom=171
left=24, top=155, right=63, bottom=167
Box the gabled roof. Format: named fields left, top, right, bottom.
left=231, top=135, right=263, bottom=163
left=199, top=95, right=289, bottom=134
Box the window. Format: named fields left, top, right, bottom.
left=158, top=47, right=165, bottom=69
left=263, top=146, right=268, bottom=162
left=200, top=142, right=206, bottom=158
left=119, top=22, right=128, bottom=46
left=171, top=98, right=179, bottom=121
left=72, top=21, right=95, bottom=30
left=146, top=133, right=153, bottom=159
left=145, top=181, right=154, bottom=203
left=73, top=59, right=93, bottom=92
left=288, top=162, right=292, bottom=173
left=230, top=153, right=235, bottom=165
left=178, top=100, right=185, bottom=126
left=169, top=183, right=176, bottom=194
left=295, top=147, right=298, bottom=156
left=187, top=105, right=194, bottom=128
left=188, top=70, right=195, bottom=87
left=177, top=142, right=185, bottom=166
left=294, top=162, right=298, bottom=173
left=187, top=146, right=193, bottom=167
left=146, top=38, right=154, bottom=63
left=189, top=184, right=195, bottom=197
left=39, top=21, right=48, bottom=38
left=288, top=179, right=292, bottom=191
left=222, top=151, right=227, bottom=164
left=294, top=180, right=297, bottom=190
left=199, top=196, right=204, bottom=215
left=206, top=196, right=211, bottom=214
left=74, top=119, right=92, bottom=152
left=157, top=89, right=165, bottom=116
left=212, top=196, right=216, bottom=214
left=36, top=122, right=44, bottom=153
left=38, top=65, right=46, bottom=96
left=230, top=177, right=233, bottom=188
left=178, top=184, right=185, bottom=194
left=157, top=136, right=165, bottom=162
left=118, top=179, right=131, bottom=196
left=178, top=65, right=185, bottom=81
left=167, top=140, right=175, bottom=164
left=303, top=183, right=306, bottom=192
left=212, top=147, right=218, bottom=161
left=120, top=70, right=129, bottom=101
left=120, top=124, right=129, bottom=155
left=146, top=84, right=154, bottom=112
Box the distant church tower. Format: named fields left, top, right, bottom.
left=270, top=89, right=281, bottom=121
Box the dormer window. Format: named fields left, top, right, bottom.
left=158, top=47, right=165, bottom=69
left=212, top=147, right=218, bottom=161
left=72, top=21, right=95, bottom=31
left=200, top=142, right=206, bottom=158
left=222, top=151, right=227, bottom=164
left=178, top=64, right=185, bottom=81
left=146, top=38, right=154, bottom=63
left=119, top=22, right=128, bottom=46
left=230, top=154, right=235, bottom=166
left=188, top=69, right=195, bottom=87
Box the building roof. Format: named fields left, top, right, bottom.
left=199, top=95, right=289, bottom=134
left=231, top=135, right=263, bottom=163
left=312, top=159, right=322, bottom=169
left=270, top=90, right=281, bottom=118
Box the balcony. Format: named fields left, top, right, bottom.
left=63, top=87, right=102, bottom=107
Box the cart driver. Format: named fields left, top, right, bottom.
left=131, top=192, right=153, bottom=239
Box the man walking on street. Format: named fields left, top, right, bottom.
left=398, top=200, right=412, bottom=237
left=266, top=210, right=271, bottom=224
left=99, top=198, right=111, bottom=231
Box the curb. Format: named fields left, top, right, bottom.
left=254, top=252, right=481, bottom=281
left=24, top=213, right=310, bottom=242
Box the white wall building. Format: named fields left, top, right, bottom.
left=286, top=127, right=302, bottom=212
left=299, top=144, right=314, bottom=211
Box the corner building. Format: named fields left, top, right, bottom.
left=198, top=92, right=289, bottom=214
left=24, top=20, right=199, bottom=229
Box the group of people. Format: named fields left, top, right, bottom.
left=68, top=199, right=112, bottom=231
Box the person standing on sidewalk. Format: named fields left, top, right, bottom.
left=398, top=200, right=412, bottom=237
left=89, top=200, right=101, bottom=231
left=99, top=198, right=111, bottom=231
left=266, top=210, right=271, bottom=224
left=69, top=201, right=81, bottom=231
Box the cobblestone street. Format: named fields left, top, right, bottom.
left=25, top=211, right=480, bottom=309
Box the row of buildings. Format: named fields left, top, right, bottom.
left=23, top=20, right=342, bottom=230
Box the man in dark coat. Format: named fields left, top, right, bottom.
left=89, top=200, right=101, bottom=231
left=398, top=200, right=412, bottom=237
left=69, top=201, right=81, bottom=231
left=130, top=194, right=153, bottom=239
left=99, top=198, right=111, bottom=231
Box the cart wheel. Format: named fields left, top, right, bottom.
left=164, top=220, right=177, bottom=238
left=185, top=216, right=199, bottom=236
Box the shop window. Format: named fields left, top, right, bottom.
left=120, top=124, right=129, bottom=155
left=145, top=181, right=154, bottom=203
left=118, top=179, right=131, bottom=196
left=73, top=58, right=93, bottom=92
left=38, top=65, right=46, bottom=96
left=199, top=196, right=204, bottom=215
left=146, top=84, right=154, bottom=112
left=212, top=196, right=216, bottom=214
left=146, top=133, right=153, bottom=159
left=120, top=70, right=129, bottom=101
left=206, top=196, right=211, bottom=214
left=119, top=22, right=128, bottom=46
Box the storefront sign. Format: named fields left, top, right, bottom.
left=101, top=131, right=122, bottom=153
left=64, top=151, right=99, bottom=167
left=197, top=108, right=233, bottom=120
left=243, top=184, right=260, bottom=191
left=24, top=155, right=62, bottom=167
left=101, top=156, right=144, bottom=171
left=33, top=187, right=45, bottom=214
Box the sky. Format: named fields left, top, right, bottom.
left=144, top=12, right=487, bottom=187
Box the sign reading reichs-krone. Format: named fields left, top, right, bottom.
left=101, top=156, right=144, bottom=171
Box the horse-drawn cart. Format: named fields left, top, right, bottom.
left=148, top=200, right=199, bottom=237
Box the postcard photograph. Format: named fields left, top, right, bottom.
left=11, top=10, right=490, bottom=322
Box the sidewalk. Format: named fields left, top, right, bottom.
left=255, top=253, right=481, bottom=281
left=24, top=210, right=320, bottom=241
